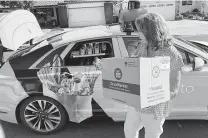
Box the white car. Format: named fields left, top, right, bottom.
left=0, top=24, right=208, bottom=134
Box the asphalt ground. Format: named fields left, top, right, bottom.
left=1, top=117, right=208, bottom=138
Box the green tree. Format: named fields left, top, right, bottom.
left=0, top=1, right=34, bottom=10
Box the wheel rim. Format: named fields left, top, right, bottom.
left=24, top=100, right=61, bottom=132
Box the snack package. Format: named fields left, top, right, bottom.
left=94, top=42, right=100, bottom=54
left=101, top=42, right=107, bottom=53
left=94, top=57, right=102, bottom=70
left=80, top=44, right=86, bottom=55
left=72, top=75, right=91, bottom=96
left=71, top=51, right=80, bottom=56
left=87, top=43, right=93, bottom=55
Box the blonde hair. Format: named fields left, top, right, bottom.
left=135, top=13, right=173, bottom=51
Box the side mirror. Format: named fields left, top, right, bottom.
left=193, top=57, right=204, bottom=71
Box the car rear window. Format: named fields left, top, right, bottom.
left=36, top=45, right=67, bottom=68
left=9, top=45, right=53, bottom=69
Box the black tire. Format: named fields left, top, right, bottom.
left=20, top=96, right=68, bottom=134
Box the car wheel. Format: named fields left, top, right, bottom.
left=20, top=96, right=68, bottom=134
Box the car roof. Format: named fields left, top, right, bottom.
left=33, top=28, right=74, bottom=44
left=46, top=25, right=208, bottom=60
left=61, top=25, right=136, bottom=40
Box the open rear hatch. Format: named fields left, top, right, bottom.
left=0, top=10, right=44, bottom=51
left=0, top=10, right=44, bottom=65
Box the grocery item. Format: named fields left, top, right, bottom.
left=80, top=44, right=86, bottom=55
left=101, top=42, right=107, bottom=53
left=87, top=43, right=93, bottom=55
left=71, top=51, right=80, bottom=56
left=94, top=42, right=100, bottom=54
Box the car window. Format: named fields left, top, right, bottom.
left=9, top=45, right=53, bottom=69
left=174, top=36, right=208, bottom=53
left=189, top=41, right=208, bottom=53
left=64, top=38, right=114, bottom=66
left=122, top=37, right=140, bottom=49
left=36, top=45, right=67, bottom=68
left=176, top=47, right=188, bottom=64
left=187, top=52, right=196, bottom=64
left=122, top=37, right=140, bottom=57
left=175, top=46, right=208, bottom=65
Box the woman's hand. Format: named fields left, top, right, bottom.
left=93, top=57, right=102, bottom=70
left=61, top=72, right=72, bottom=78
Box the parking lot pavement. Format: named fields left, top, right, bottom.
left=176, top=34, right=208, bottom=43
left=167, top=19, right=208, bottom=36
left=1, top=117, right=208, bottom=138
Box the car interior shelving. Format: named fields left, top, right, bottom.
left=64, top=39, right=113, bottom=66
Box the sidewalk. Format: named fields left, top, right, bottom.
left=167, top=19, right=208, bottom=36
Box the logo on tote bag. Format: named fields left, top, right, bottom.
left=152, top=66, right=160, bottom=78
left=114, top=68, right=122, bottom=80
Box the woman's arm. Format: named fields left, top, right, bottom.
left=170, top=69, right=182, bottom=99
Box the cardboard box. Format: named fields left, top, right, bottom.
left=102, top=57, right=170, bottom=109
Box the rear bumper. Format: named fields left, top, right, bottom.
left=0, top=102, right=18, bottom=124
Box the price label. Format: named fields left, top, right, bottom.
left=160, top=59, right=170, bottom=70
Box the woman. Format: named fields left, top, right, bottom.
left=124, top=13, right=184, bottom=138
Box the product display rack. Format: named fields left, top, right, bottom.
left=72, top=53, right=107, bottom=58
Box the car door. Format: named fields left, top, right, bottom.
left=169, top=45, right=208, bottom=118
left=119, top=36, right=208, bottom=119
left=60, top=37, right=127, bottom=120
left=115, top=36, right=142, bottom=120
left=60, top=37, right=120, bottom=78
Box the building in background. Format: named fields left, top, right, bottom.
left=200, top=1, right=208, bottom=15
left=176, top=0, right=208, bottom=15
left=31, top=1, right=63, bottom=28
left=120, top=0, right=176, bottom=21
left=0, top=0, right=177, bottom=26
left=32, top=0, right=119, bottom=28
left=0, top=0, right=114, bottom=28
left=177, top=0, right=201, bottom=13
left=0, top=5, right=12, bottom=13
left=58, top=0, right=115, bottom=28
left=0, top=1, right=63, bottom=28
left=141, top=1, right=176, bottom=21
left=1, top=0, right=208, bottom=28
